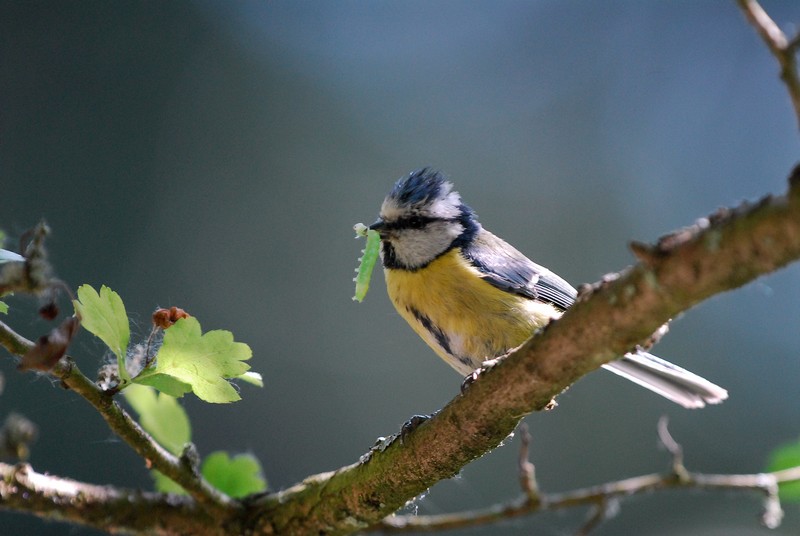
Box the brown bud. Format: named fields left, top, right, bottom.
left=152, top=306, right=191, bottom=329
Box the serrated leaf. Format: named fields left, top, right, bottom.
left=122, top=384, right=191, bottom=455
left=152, top=470, right=188, bottom=495
left=767, top=439, right=800, bottom=502
left=135, top=317, right=252, bottom=403
left=73, top=285, right=130, bottom=382
left=201, top=451, right=267, bottom=498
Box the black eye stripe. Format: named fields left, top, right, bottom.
left=382, top=215, right=438, bottom=230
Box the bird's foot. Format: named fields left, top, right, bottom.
left=461, top=357, right=504, bottom=393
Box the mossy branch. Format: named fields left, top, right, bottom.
left=243, top=169, right=800, bottom=535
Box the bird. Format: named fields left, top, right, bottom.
left=368, top=168, right=728, bottom=409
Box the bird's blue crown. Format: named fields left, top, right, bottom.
left=387, top=168, right=449, bottom=211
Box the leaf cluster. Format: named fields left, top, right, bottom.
left=73, top=284, right=260, bottom=402
left=73, top=284, right=267, bottom=497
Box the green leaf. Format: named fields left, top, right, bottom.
left=154, top=452, right=268, bottom=498
left=73, top=284, right=131, bottom=382
left=767, top=439, right=800, bottom=502
left=133, top=373, right=192, bottom=398
left=0, top=301, right=7, bottom=314
left=135, top=317, right=252, bottom=403
left=122, top=384, right=191, bottom=455
left=152, top=470, right=188, bottom=495
left=201, top=451, right=267, bottom=498
left=134, top=374, right=193, bottom=399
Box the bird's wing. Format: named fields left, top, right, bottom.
left=463, top=230, right=577, bottom=311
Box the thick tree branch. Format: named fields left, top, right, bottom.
left=244, top=173, right=800, bottom=534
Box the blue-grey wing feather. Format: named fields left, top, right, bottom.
left=463, top=229, right=577, bottom=311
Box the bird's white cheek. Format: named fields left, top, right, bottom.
left=394, top=228, right=456, bottom=267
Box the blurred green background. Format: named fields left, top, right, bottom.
left=2, top=1, right=799, bottom=535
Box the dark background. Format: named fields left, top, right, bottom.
left=2, top=1, right=799, bottom=535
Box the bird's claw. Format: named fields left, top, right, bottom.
left=461, top=371, right=481, bottom=393
left=461, top=357, right=503, bottom=393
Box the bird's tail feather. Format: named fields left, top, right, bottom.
left=602, top=351, right=728, bottom=409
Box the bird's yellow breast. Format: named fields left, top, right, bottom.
left=384, top=248, right=561, bottom=375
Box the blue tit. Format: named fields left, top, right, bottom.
left=369, top=169, right=728, bottom=409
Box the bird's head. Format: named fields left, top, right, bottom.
left=370, top=169, right=478, bottom=270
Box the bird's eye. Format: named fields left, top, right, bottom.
left=406, top=216, right=427, bottom=229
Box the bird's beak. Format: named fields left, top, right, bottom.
left=369, top=219, right=387, bottom=237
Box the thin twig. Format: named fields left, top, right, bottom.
left=657, top=416, right=689, bottom=482
left=378, top=462, right=800, bottom=533
left=738, top=0, right=800, bottom=129
left=378, top=418, right=798, bottom=533
left=516, top=423, right=539, bottom=502
left=574, top=501, right=609, bottom=536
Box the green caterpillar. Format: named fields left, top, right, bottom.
left=352, top=223, right=380, bottom=302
